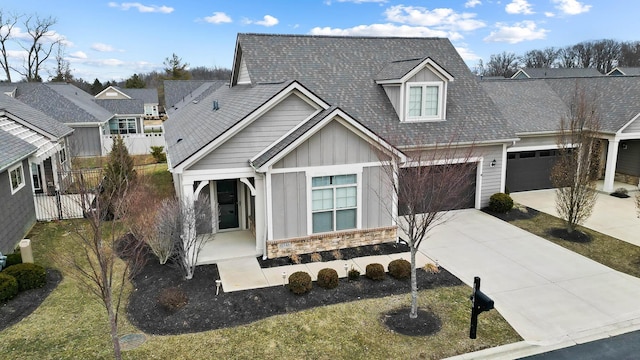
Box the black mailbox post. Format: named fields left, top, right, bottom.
left=469, top=276, right=494, bottom=339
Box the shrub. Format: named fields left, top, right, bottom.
left=424, top=263, right=440, bottom=274
left=614, top=187, right=628, bottom=195
left=288, top=271, right=312, bottom=295
left=158, top=287, right=188, bottom=312
left=365, top=263, right=385, bottom=281
left=388, top=259, right=411, bottom=280
left=331, top=249, right=343, bottom=260
left=348, top=267, right=360, bottom=281
left=2, top=263, right=46, bottom=291
left=0, top=273, right=18, bottom=303
left=150, top=146, right=167, bottom=163
left=488, top=192, right=514, bottom=213
left=6, top=253, right=22, bottom=267
left=289, top=253, right=301, bottom=264
left=310, top=252, right=322, bottom=262
left=317, top=268, right=339, bottom=289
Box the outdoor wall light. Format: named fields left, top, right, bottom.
left=490, top=159, right=497, bottom=167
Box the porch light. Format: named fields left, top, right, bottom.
left=215, top=279, right=222, bottom=295
left=490, top=159, right=497, bottom=167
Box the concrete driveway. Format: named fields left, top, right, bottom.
left=419, top=210, right=640, bottom=345
left=511, top=189, right=640, bottom=247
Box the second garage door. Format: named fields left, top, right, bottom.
left=506, top=150, right=559, bottom=192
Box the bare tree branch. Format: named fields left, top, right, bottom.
left=15, top=15, right=60, bottom=82
left=0, top=10, right=19, bottom=82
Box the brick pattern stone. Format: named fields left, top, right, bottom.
left=614, top=172, right=640, bottom=186
left=266, top=226, right=398, bottom=259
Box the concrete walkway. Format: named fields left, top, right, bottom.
left=420, top=209, right=640, bottom=346
left=216, top=251, right=433, bottom=292
left=511, top=189, right=640, bottom=247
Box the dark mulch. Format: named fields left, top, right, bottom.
left=610, top=192, right=631, bottom=198
left=257, top=242, right=410, bottom=268
left=0, top=269, right=62, bottom=332
left=127, top=257, right=461, bottom=335
left=482, top=206, right=540, bottom=222
left=382, top=308, right=442, bottom=336
left=549, top=228, right=591, bottom=243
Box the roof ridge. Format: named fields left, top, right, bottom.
left=238, top=32, right=446, bottom=40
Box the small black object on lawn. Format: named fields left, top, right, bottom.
left=469, top=276, right=494, bottom=339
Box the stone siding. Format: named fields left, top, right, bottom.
left=266, top=226, right=397, bottom=259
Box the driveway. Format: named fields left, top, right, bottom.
left=419, top=210, right=640, bottom=345
left=511, top=189, right=640, bottom=247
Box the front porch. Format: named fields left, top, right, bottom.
left=196, top=230, right=260, bottom=265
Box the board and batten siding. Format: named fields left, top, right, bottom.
left=616, top=140, right=640, bottom=176
left=407, top=67, right=442, bottom=83
left=273, top=119, right=380, bottom=169
left=361, top=165, right=393, bottom=228
left=189, top=94, right=317, bottom=170
left=237, top=57, right=251, bottom=84
left=382, top=85, right=401, bottom=119
left=271, top=172, right=307, bottom=240
left=70, top=126, right=102, bottom=157
left=0, top=159, right=36, bottom=253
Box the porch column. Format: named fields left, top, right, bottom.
left=603, top=138, right=619, bottom=193
left=254, top=176, right=266, bottom=257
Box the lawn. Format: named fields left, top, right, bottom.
left=0, top=165, right=521, bottom=359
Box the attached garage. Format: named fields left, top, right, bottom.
left=506, top=150, right=559, bottom=192
left=398, top=163, right=477, bottom=216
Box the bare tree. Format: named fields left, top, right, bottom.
left=176, top=196, right=216, bottom=279
left=558, top=46, right=579, bottom=68
left=551, top=86, right=600, bottom=233
left=14, top=15, right=60, bottom=82
left=483, top=51, right=518, bottom=77
left=619, top=41, right=640, bottom=67
left=521, top=47, right=559, bottom=68
left=380, top=143, right=476, bottom=319
left=592, top=39, right=621, bottom=74
left=0, top=10, right=19, bottom=82
left=49, top=44, right=73, bottom=82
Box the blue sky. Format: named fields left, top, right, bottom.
left=1, top=0, right=635, bottom=82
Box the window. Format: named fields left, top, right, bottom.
left=311, top=174, right=357, bottom=233
left=9, top=163, right=25, bottom=194
left=109, top=117, right=138, bottom=134
left=406, top=82, right=443, bottom=120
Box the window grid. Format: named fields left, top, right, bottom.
left=9, top=164, right=25, bottom=194
left=406, top=82, right=442, bottom=120
left=311, top=174, right=357, bottom=233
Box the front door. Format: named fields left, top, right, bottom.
left=217, top=179, right=239, bottom=230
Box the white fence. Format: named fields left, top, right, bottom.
left=102, top=133, right=165, bottom=156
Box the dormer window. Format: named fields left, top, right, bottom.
left=407, top=82, right=443, bottom=120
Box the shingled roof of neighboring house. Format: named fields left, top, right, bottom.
left=118, top=88, right=159, bottom=104
left=0, top=92, right=74, bottom=139
left=235, top=34, right=515, bottom=148
left=95, top=99, right=144, bottom=115
left=164, top=81, right=295, bottom=166
left=0, top=129, right=37, bottom=172
left=15, top=83, right=112, bottom=124
left=512, top=67, right=603, bottom=79
left=164, top=80, right=227, bottom=110
left=607, top=67, right=640, bottom=76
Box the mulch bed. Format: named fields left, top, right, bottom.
left=0, top=269, right=62, bottom=332
left=548, top=228, right=591, bottom=243
left=127, top=252, right=461, bottom=335
left=482, top=206, right=540, bottom=222
left=383, top=308, right=442, bottom=336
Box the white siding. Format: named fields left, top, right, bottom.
left=510, top=135, right=557, bottom=149
left=479, top=145, right=505, bottom=207
left=408, top=67, right=442, bottom=82
left=271, top=172, right=307, bottom=239
left=623, top=118, right=640, bottom=133
left=237, top=57, right=251, bottom=85
left=382, top=85, right=401, bottom=119
left=362, top=165, right=393, bottom=228
left=189, top=94, right=316, bottom=170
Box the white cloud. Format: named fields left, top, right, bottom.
left=69, top=51, right=87, bottom=59
left=505, top=0, right=534, bottom=14
left=310, top=23, right=456, bottom=39
left=204, top=12, right=232, bottom=24
left=243, top=15, right=279, bottom=27
left=545, top=11, right=556, bottom=17
left=465, top=0, right=481, bottom=8
left=551, top=0, right=591, bottom=15
left=108, top=2, right=174, bottom=14
left=484, top=21, right=548, bottom=43
left=384, top=5, right=486, bottom=32
left=455, top=45, right=481, bottom=61
left=91, top=43, right=115, bottom=52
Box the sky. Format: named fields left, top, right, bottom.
left=1, top=0, right=637, bottom=82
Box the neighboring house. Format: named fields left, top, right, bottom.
left=164, top=80, right=226, bottom=114
left=164, top=34, right=516, bottom=262
left=482, top=76, right=640, bottom=192
left=511, top=67, right=603, bottom=79
left=607, top=67, right=640, bottom=76
left=95, top=86, right=160, bottom=118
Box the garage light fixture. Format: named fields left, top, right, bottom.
left=490, top=159, right=496, bottom=167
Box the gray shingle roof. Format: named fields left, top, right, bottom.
left=236, top=34, right=514, bottom=148
left=609, top=67, right=640, bottom=76
left=0, top=93, right=74, bottom=139
left=0, top=129, right=37, bottom=172
left=164, top=81, right=294, bottom=166
left=119, top=88, right=159, bottom=104
left=16, top=83, right=112, bottom=124
left=374, top=58, right=424, bottom=81
left=95, top=99, right=144, bottom=115
left=514, top=68, right=603, bottom=79
left=164, top=80, right=226, bottom=109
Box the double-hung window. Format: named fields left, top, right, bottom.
left=109, top=117, right=138, bottom=134
left=311, top=174, right=357, bottom=233
left=406, top=82, right=443, bottom=120
left=9, top=163, right=25, bottom=194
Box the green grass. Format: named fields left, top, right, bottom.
left=508, top=206, right=640, bottom=278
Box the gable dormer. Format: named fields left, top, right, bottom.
left=375, top=57, right=453, bottom=122
left=231, top=42, right=252, bottom=86
left=95, top=86, right=131, bottom=100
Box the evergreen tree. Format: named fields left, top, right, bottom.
left=125, top=73, right=145, bottom=88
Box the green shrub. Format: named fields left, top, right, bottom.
left=158, top=287, right=188, bottom=312
left=288, top=271, right=312, bottom=295
left=317, top=268, right=339, bottom=289
left=0, top=273, right=18, bottom=303
left=388, top=259, right=411, bottom=280
left=488, top=192, right=514, bottom=213
left=2, top=263, right=46, bottom=291
left=348, top=268, right=360, bottom=281
left=150, top=146, right=167, bottom=163
left=365, top=263, right=385, bottom=281
left=6, top=253, right=22, bottom=267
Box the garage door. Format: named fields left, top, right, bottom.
left=506, top=150, right=559, bottom=192
left=398, top=163, right=477, bottom=216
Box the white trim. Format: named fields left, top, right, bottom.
left=507, top=144, right=564, bottom=152
left=181, top=167, right=255, bottom=181
left=194, top=180, right=208, bottom=199
left=375, top=57, right=454, bottom=84
left=265, top=171, right=273, bottom=241
left=474, top=159, right=482, bottom=209
left=95, top=86, right=131, bottom=99
left=404, top=81, right=445, bottom=121
left=8, top=162, right=26, bottom=195
left=240, top=177, right=256, bottom=196
left=272, top=162, right=381, bottom=175
left=174, top=81, right=330, bottom=173
left=617, top=112, right=640, bottom=134
left=500, top=143, right=507, bottom=193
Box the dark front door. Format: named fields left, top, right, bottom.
left=217, top=179, right=239, bottom=229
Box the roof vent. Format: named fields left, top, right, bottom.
left=212, top=100, right=219, bottom=111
